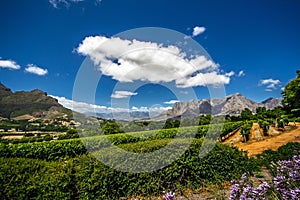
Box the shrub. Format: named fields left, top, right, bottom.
left=241, top=123, right=252, bottom=142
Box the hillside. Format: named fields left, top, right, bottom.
left=161, top=93, right=282, bottom=119
left=0, top=82, right=72, bottom=119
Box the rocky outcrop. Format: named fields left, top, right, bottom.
left=161, top=93, right=282, bottom=119
left=261, top=97, right=283, bottom=109
left=0, top=83, right=71, bottom=119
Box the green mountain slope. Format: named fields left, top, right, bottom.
left=0, top=82, right=72, bottom=119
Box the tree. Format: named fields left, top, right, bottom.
left=198, top=114, right=212, bottom=125
left=282, top=70, right=300, bottom=117
left=256, top=107, right=267, bottom=119
left=101, top=121, right=124, bottom=135
left=241, top=108, right=253, bottom=120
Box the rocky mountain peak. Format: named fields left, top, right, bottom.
left=162, top=93, right=283, bottom=119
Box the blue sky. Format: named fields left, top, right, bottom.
left=0, top=0, right=299, bottom=114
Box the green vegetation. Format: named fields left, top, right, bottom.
left=1, top=71, right=300, bottom=198
left=0, top=138, right=256, bottom=199
left=282, top=70, right=300, bottom=117
left=257, top=142, right=300, bottom=169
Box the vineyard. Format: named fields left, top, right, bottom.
left=0, top=120, right=299, bottom=199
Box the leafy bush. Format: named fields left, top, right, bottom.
left=0, top=139, right=255, bottom=199
left=241, top=123, right=252, bottom=142
left=0, top=157, right=76, bottom=199
left=258, top=120, right=269, bottom=136
left=277, top=119, right=285, bottom=129
left=0, top=140, right=87, bottom=161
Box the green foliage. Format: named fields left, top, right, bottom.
left=258, top=120, right=269, bottom=136
left=163, top=119, right=181, bottom=129
left=220, top=121, right=243, bottom=138
left=58, top=128, right=79, bottom=140
left=0, top=140, right=87, bottom=161
left=198, top=114, right=212, bottom=125
left=0, top=139, right=256, bottom=199
left=241, top=122, right=252, bottom=142
left=0, top=122, right=243, bottom=160
left=101, top=121, right=124, bottom=135
left=241, top=108, right=253, bottom=120
left=66, top=128, right=78, bottom=134
left=277, top=119, right=285, bottom=129
left=282, top=117, right=289, bottom=125
left=282, top=70, right=300, bottom=117
left=0, top=157, right=76, bottom=199
left=256, top=142, right=300, bottom=169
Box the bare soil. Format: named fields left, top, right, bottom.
left=228, top=123, right=300, bottom=157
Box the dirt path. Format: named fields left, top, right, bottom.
left=234, top=123, right=300, bottom=157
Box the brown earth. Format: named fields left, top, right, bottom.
left=11, top=114, right=34, bottom=121
left=231, top=122, right=300, bottom=157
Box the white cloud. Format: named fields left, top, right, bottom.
left=0, top=59, right=21, bottom=70
left=77, top=36, right=233, bottom=88
left=259, top=78, right=281, bottom=91
left=49, top=0, right=99, bottom=8
left=176, top=71, right=231, bottom=88
left=225, top=71, right=235, bottom=77
left=25, top=64, right=48, bottom=76
left=237, top=70, right=245, bottom=77
left=50, top=95, right=108, bottom=113
left=50, top=95, right=170, bottom=115
left=184, top=35, right=191, bottom=40
left=111, top=91, right=138, bottom=99
left=163, top=100, right=180, bottom=105
left=192, top=26, right=206, bottom=37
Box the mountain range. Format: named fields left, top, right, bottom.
left=94, top=93, right=282, bottom=120
left=160, top=93, right=282, bottom=120
left=0, top=83, right=282, bottom=121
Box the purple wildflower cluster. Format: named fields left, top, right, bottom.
left=229, top=173, right=270, bottom=200
left=163, top=191, right=175, bottom=200
left=230, top=155, right=300, bottom=200
left=273, top=155, right=300, bottom=199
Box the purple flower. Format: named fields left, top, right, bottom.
left=163, top=192, right=175, bottom=200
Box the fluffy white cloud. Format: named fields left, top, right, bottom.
left=237, top=70, right=245, bottom=77
left=259, top=78, right=281, bottom=91
left=50, top=95, right=170, bottom=114
left=111, top=91, right=138, bottom=99
left=0, top=59, right=21, bottom=70
left=192, top=26, right=206, bottom=37
left=50, top=95, right=108, bottom=113
left=77, top=36, right=232, bottom=88
left=176, top=72, right=231, bottom=88
left=25, top=64, right=48, bottom=76
left=163, top=100, right=180, bottom=104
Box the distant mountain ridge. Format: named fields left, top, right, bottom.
left=0, top=82, right=72, bottom=119
left=161, top=93, right=283, bottom=119
left=0, top=82, right=283, bottom=121
left=93, top=93, right=282, bottom=121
